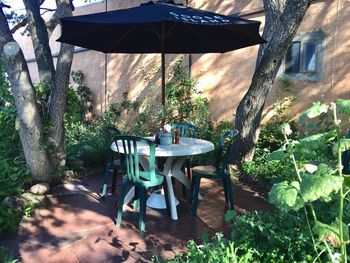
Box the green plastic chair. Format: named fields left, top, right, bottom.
left=172, top=123, right=197, bottom=138
left=101, top=126, right=125, bottom=198
left=191, top=130, right=239, bottom=216
left=172, top=123, right=197, bottom=196
left=115, top=135, right=169, bottom=232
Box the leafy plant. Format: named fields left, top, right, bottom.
left=229, top=211, right=315, bottom=262
left=156, top=233, right=251, bottom=263
left=70, top=70, right=94, bottom=124
left=0, top=203, right=21, bottom=237
left=0, top=247, right=18, bottom=263
left=267, top=100, right=350, bottom=262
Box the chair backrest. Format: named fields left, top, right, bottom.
left=342, top=129, right=350, bottom=174
left=115, top=135, right=156, bottom=183
left=103, top=126, right=121, bottom=160
left=172, top=123, right=197, bottom=138
left=215, top=130, right=239, bottom=174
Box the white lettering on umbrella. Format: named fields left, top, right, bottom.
left=169, top=11, right=232, bottom=24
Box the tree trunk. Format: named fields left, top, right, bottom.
left=0, top=9, right=53, bottom=182
left=233, top=0, right=311, bottom=164
left=0, top=0, right=74, bottom=182
left=48, top=0, right=74, bottom=167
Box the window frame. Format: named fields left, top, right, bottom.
left=282, top=30, right=326, bottom=82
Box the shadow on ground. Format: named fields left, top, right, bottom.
left=0, top=171, right=272, bottom=262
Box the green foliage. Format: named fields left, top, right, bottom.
left=312, top=221, right=346, bottom=248
left=0, top=246, right=18, bottom=263
left=65, top=122, right=107, bottom=167
left=267, top=99, right=350, bottom=262
left=300, top=174, right=342, bottom=203
left=230, top=211, right=314, bottom=262
left=70, top=70, right=94, bottom=123
left=157, top=233, right=251, bottom=263
left=65, top=87, right=83, bottom=128
left=242, top=96, right=297, bottom=183
left=336, top=99, right=350, bottom=116
left=269, top=181, right=303, bottom=211
left=299, top=101, right=329, bottom=123
left=0, top=203, right=21, bottom=237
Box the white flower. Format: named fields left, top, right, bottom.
left=304, top=164, right=318, bottom=173
left=329, top=102, right=336, bottom=110
left=331, top=252, right=341, bottom=263
left=280, top=123, right=293, bottom=136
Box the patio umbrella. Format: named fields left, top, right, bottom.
left=57, top=0, right=266, bottom=122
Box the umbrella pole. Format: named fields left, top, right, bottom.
left=161, top=52, right=165, bottom=127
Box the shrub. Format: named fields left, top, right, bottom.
left=156, top=233, right=252, bottom=263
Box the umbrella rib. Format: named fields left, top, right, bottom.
left=106, top=24, right=139, bottom=52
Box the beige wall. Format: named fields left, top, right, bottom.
left=15, top=0, right=350, bottom=125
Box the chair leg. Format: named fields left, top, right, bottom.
left=191, top=175, right=201, bottom=216
left=222, top=177, right=228, bottom=205
left=139, top=186, right=147, bottom=232
left=116, top=181, right=127, bottom=227
left=224, top=177, right=234, bottom=210
left=101, top=162, right=111, bottom=198
left=162, top=180, right=171, bottom=217
left=111, top=168, right=118, bottom=195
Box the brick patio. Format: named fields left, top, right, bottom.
left=0, top=172, right=272, bottom=262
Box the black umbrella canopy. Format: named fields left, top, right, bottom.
left=57, top=0, right=265, bottom=124
left=57, top=1, right=265, bottom=53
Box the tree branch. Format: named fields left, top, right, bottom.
left=23, top=0, right=55, bottom=85
left=10, top=17, right=27, bottom=33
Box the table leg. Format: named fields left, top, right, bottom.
left=163, top=157, right=178, bottom=220
left=171, top=156, right=190, bottom=188
left=171, top=157, right=203, bottom=200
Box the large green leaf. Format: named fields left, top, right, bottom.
left=336, top=99, right=350, bottom=116
left=332, top=138, right=350, bottom=156
left=314, top=163, right=336, bottom=177
left=313, top=221, right=340, bottom=247
left=343, top=175, right=350, bottom=187
left=300, top=174, right=343, bottom=203
left=313, top=220, right=349, bottom=248
left=267, top=148, right=286, bottom=161
left=298, top=131, right=337, bottom=149
left=299, top=102, right=329, bottom=122
left=268, top=181, right=303, bottom=211
left=338, top=139, right=350, bottom=153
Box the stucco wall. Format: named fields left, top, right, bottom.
left=14, top=0, right=350, bottom=125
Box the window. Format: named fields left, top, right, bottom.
left=285, top=42, right=301, bottom=73
left=283, top=30, right=325, bottom=82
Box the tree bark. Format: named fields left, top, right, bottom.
left=23, top=0, right=55, bottom=86
left=0, top=9, right=53, bottom=182
left=233, top=0, right=311, bottom=164
left=0, top=0, right=74, bottom=182
left=48, top=0, right=74, bottom=167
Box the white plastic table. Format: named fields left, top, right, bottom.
left=111, top=137, right=214, bottom=220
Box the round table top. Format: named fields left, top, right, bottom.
left=111, top=137, right=214, bottom=157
